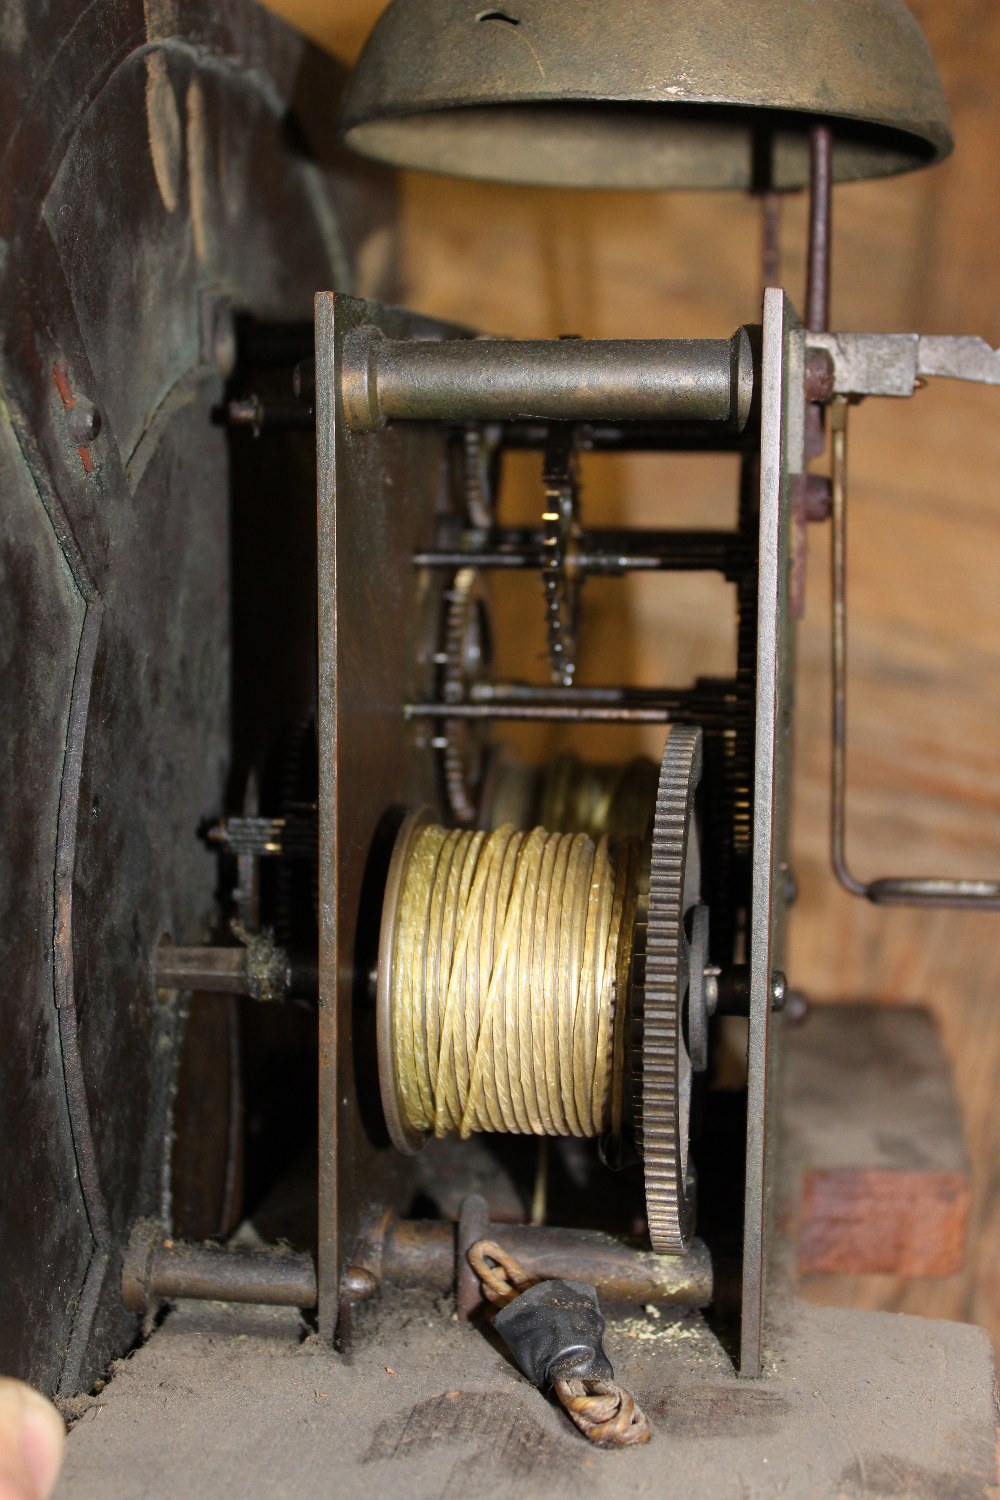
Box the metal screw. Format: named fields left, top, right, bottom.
left=67, top=400, right=102, bottom=444
left=769, top=970, right=788, bottom=1012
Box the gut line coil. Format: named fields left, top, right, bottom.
left=376, top=725, right=706, bottom=1254
left=383, top=819, right=639, bottom=1146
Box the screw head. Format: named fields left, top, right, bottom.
left=769, top=970, right=788, bottom=1012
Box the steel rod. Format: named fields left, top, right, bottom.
left=341, top=327, right=755, bottom=432
left=225, top=396, right=314, bottom=431
left=122, top=1226, right=318, bottom=1313
left=806, top=124, right=833, bottom=335
left=155, top=944, right=318, bottom=1003
left=829, top=398, right=1000, bottom=909
left=416, top=550, right=705, bottom=575
left=123, top=1218, right=712, bottom=1314
left=470, top=683, right=686, bottom=707
left=408, top=703, right=724, bottom=725
left=155, top=946, right=252, bottom=993
left=414, top=528, right=748, bottom=577
left=377, top=1218, right=713, bottom=1308
left=829, top=399, right=866, bottom=899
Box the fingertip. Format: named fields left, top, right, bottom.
left=0, top=1381, right=66, bottom=1500
left=18, top=1392, right=65, bottom=1500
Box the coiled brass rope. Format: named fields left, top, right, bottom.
left=467, top=1239, right=652, bottom=1448
left=536, top=753, right=659, bottom=842
left=486, top=752, right=659, bottom=841
left=388, top=822, right=638, bottom=1141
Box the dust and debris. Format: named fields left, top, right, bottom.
left=612, top=1307, right=709, bottom=1346
left=643, top=1382, right=790, bottom=1439
left=838, top=1452, right=995, bottom=1500
left=53, top=1393, right=104, bottom=1428
left=55, top=1299, right=999, bottom=1499
left=362, top=1388, right=575, bottom=1494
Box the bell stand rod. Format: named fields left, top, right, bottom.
left=806, top=123, right=833, bottom=335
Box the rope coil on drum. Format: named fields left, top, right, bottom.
left=376, top=727, right=708, bottom=1257
left=379, top=818, right=638, bottom=1149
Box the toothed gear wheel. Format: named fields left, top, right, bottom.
left=542, top=424, right=582, bottom=688
left=441, top=567, right=493, bottom=824
left=463, top=423, right=501, bottom=530
left=635, top=725, right=705, bottom=1253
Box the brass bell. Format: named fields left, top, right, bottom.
left=341, top=0, right=952, bottom=190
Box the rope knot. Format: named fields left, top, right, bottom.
left=467, top=1237, right=651, bottom=1449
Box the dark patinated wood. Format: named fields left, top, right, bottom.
left=0, top=0, right=390, bottom=1396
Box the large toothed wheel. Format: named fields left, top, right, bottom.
left=634, top=726, right=706, bottom=1253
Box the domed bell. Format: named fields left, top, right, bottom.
left=340, top=0, right=952, bottom=191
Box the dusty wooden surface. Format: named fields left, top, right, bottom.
left=55, top=1298, right=998, bottom=1500
left=265, top=0, right=1000, bottom=1348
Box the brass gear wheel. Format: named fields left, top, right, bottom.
left=441, top=567, right=493, bottom=824
left=634, top=725, right=706, bottom=1253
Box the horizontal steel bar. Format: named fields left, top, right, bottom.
left=224, top=396, right=314, bottom=431
left=865, top=878, right=1000, bottom=910
left=341, top=327, right=755, bottom=432
left=418, top=550, right=663, bottom=574
left=374, top=1219, right=712, bottom=1308
left=155, top=946, right=252, bottom=993
left=155, top=944, right=317, bottom=1003
left=122, top=1218, right=712, bottom=1315
left=122, top=1224, right=318, bottom=1313
left=415, top=528, right=748, bottom=577
left=469, top=683, right=674, bottom=707
left=408, top=702, right=730, bottom=726
left=411, top=703, right=674, bottom=724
